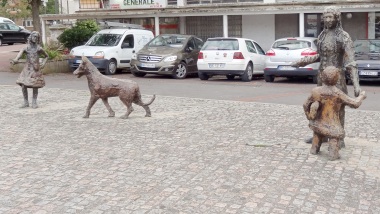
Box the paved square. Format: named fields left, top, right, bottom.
left=0, top=85, right=379, bottom=213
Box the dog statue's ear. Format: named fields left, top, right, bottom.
left=82, top=55, right=89, bottom=65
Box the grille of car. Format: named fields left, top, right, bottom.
left=137, top=67, right=159, bottom=71
left=138, top=55, right=162, bottom=63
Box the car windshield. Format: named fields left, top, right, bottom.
left=202, top=39, right=239, bottom=50
left=86, top=34, right=122, bottom=46
left=354, top=40, right=380, bottom=60
left=272, top=40, right=311, bottom=50
left=148, top=35, right=187, bottom=48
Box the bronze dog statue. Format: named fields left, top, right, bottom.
left=73, top=56, right=155, bottom=119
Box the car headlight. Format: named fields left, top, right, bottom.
left=131, top=53, right=137, bottom=60
left=164, top=55, right=177, bottom=62
left=93, top=51, right=105, bottom=59
left=69, top=50, right=75, bottom=58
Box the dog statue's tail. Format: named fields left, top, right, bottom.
left=142, top=94, right=156, bottom=106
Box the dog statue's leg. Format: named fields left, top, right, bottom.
left=142, top=105, right=151, bottom=117
left=102, top=98, right=115, bottom=117
left=120, top=102, right=134, bottom=119
left=84, top=96, right=99, bottom=118
left=134, top=97, right=153, bottom=117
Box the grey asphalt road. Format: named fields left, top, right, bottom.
left=1, top=43, right=379, bottom=111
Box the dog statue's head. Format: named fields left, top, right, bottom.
left=73, top=56, right=90, bottom=78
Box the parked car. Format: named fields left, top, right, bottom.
left=130, top=34, right=203, bottom=79
left=0, top=22, right=31, bottom=46
left=347, top=39, right=380, bottom=82
left=0, top=17, right=15, bottom=24
left=197, top=37, right=266, bottom=81
left=264, top=37, right=319, bottom=83
left=69, top=28, right=154, bottom=75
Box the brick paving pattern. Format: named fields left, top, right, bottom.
left=0, top=85, right=379, bottom=213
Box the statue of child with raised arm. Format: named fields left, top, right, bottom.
left=304, top=66, right=366, bottom=160
left=11, top=31, right=48, bottom=108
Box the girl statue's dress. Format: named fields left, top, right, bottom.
left=16, top=45, right=46, bottom=88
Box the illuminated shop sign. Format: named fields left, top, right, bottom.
left=109, top=0, right=167, bottom=9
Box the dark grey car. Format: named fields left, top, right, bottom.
left=349, top=39, right=380, bottom=82
left=0, top=23, right=30, bottom=46
left=130, top=34, right=203, bottom=79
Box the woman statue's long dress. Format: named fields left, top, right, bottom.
left=11, top=31, right=48, bottom=108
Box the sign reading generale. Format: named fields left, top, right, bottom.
left=109, top=0, right=167, bottom=9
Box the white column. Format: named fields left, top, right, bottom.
left=368, top=12, right=376, bottom=39
left=41, top=18, right=46, bottom=45
left=180, top=17, right=186, bottom=34
left=299, top=12, right=304, bottom=37
left=155, top=16, right=160, bottom=36
left=223, top=15, right=228, bottom=37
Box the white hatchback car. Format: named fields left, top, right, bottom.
left=264, top=37, right=319, bottom=83
left=197, top=37, right=267, bottom=81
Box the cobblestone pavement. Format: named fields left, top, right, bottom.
left=0, top=85, right=379, bottom=214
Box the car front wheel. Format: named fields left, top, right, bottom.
left=264, top=75, right=275, bottom=82
left=105, top=59, right=117, bottom=75
left=241, top=63, right=253, bottom=82
left=173, top=62, right=187, bottom=79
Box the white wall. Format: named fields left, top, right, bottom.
left=61, top=0, right=80, bottom=14
left=242, top=14, right=275, bottom=52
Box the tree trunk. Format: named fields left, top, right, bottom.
left=31, top=0, right=41, bottom=36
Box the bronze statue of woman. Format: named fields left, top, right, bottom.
left=11, top=31, right=49, bottom=108
left=292, top=6, right=362, bottom=148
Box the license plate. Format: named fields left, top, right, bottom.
left=141, top=63, right=155, bottom=68
left=278, top=66, right=296, bottom=70
left=360, top=71, right=377, bottom=76
left=76, top=60, right=82, bottom=63
left=208, top=63, right=225, bottom=68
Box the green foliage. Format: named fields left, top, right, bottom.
left=40, top=0, right=59, bottom=14
left=44, top=48, right=63, bottom=60
left=58, top=20, right=100, bottom=50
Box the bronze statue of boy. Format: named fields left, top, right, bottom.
left=304, top=66, right=366, bottom=160
left=11, top=31, right=49, bottom=108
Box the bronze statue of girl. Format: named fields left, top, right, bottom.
left=11, top=31, right=49, bottom=108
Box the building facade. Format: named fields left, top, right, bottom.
left=41, top=0, right=380, bottom=51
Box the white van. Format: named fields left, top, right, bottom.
left=0, top=17, right=15, bottom=24
left=69, top=28, right=154, bottom=75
